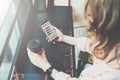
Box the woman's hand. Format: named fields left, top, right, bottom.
left=47, top=26, right=65, bottom=43
left=27, top=48, right=51, bottom=72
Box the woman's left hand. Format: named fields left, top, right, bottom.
left=27, top=48, right=51, bottom=72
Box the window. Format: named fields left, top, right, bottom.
left=0, top=0, right=21, bottom=79
left=0, top=21, right=20, bottom=80
left=0, top=0, right=20, bottom=55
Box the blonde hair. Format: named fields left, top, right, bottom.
left=85, top=0, right=120, bottom=60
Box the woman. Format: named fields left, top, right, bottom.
left=27, top=0, right=120, bottom=80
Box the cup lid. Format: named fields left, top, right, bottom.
left=27, top=39, right=42, bottom=53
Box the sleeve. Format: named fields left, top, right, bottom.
left=51, top=71, right=96, bottom=80
left=79, top=73, right=115, bottom=80
left=51, top=69, right=79, bottom=80
left=76, top=37, right=91, bottom=54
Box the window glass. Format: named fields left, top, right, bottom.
left=0, top=0, right=12, bottom=28
left=0, top=0, right=20, bottom=55
left=0, top=0, right=21, bottom=79
left=9, top=22, right=20, bottom=55
left=0, top=21, right=20, bottom=80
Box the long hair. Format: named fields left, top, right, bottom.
left=85, top=0, right=120, bottom=60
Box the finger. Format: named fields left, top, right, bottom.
left=53, top=41, right=56, bottom=44
left=27, top=48, right=36, bottom=57
left=27, top=49, right=32, bottom=57
left=27, top=48, right=31, bottom=53
left=46, top=37, right=49, bottom=40
left=28, top=51, right=41, bottom=59
left=41, top=49, right=45, bottom=56
left=51, top=25, right=56, bottom=28
left=27, top=52, right=35, bottom=59
left=41, top=51, right=46, bottom=58
left=41, top=49, right=47, bottom=57
left=41, top=50, right=49, bottom=62
left=52, top=25, right=59, bottom=31
left=48, top=39, right=50, bottom=42
left=46, top=37, right=50, bottom=42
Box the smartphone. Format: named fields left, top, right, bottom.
left=40, top=21, right=59, bottom=42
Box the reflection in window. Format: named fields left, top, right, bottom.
left=0, top=21, right=20, bottom=80
left=3, top=45, right=12, bottom=63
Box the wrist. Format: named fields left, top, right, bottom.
left=45, top=66, right=54, bottom=75
left=62, top=35, right=66, bottom=42
left=42, top=64, right=51, bottom=72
